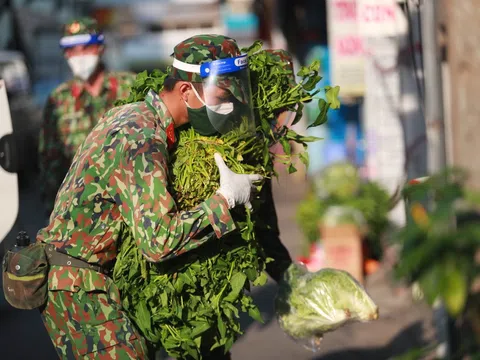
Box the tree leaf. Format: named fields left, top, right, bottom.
left=418, top=265, right=441, bottom=306
left=441, top=263, right=468, bottom=316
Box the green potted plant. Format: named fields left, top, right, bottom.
left=296, top=162, right=391, bottom=275
left=393, top=168, right=480, bottom=358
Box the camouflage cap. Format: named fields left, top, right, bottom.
left=168, top=34, right=248, bottom=104
left=60, top=17, right=104, bottom=49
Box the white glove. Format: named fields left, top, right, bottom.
left=214, top=153, right=263, bottom=209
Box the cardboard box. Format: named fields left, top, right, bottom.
left=320, top=224, right=364, bottom=284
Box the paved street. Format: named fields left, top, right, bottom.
left=0, top=169, right=435, bottom=359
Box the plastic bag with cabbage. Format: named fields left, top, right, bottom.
left=275, top=263, right=379, bottom=351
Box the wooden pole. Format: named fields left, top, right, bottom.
left=447, top=0, right=480, bottom=189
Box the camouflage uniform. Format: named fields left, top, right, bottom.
left=38, top=18, right=136, bottom=215
left=38, top=90, right=236, bottom=359
left=37, top=34, right=290, bottom=360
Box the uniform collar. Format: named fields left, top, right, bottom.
left=144, top=89, right=176, bottom=148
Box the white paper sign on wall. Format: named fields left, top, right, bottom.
left=357, top=0, right=407, bottom=37
left=327, top=0, right=366, bottom=97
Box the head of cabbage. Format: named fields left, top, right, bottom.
left=275, top=264, right=379, bottom=351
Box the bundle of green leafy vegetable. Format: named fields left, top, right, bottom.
left=113, top=41, right=339, bottom=359
left=296, top=162, right=391, bottom=259
left=275, top=263, right=379, bottom=351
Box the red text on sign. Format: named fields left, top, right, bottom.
left=336, top=36, right=364, bottom=56
left=361, top=4, right=395, bottom=23
left=334, top=0, right=357, bottom=21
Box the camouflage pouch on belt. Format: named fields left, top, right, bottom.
left=2, top=242, right=49, bottom=310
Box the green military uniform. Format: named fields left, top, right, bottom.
left=37, top=34, right=291, bottom=360
left=38, top=88, right=236, bottom=358
left=38, top=18, right=136, bottom=215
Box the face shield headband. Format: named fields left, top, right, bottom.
left=60, top=34, right=105, bottom=49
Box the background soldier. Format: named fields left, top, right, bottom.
left=38, top=17, right=136, bottom=217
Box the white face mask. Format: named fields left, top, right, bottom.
left=190, top=84, right=234, bottom=115
left=67, top=54, right=100, bottom=81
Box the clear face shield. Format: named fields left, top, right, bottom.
left=198, top=54, right=256, bottom=135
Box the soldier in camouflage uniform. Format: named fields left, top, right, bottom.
left=38, top=17, right=136, bottom=216
left=37, top=34, right=264, bottom=359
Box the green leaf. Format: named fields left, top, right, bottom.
left=160, top=292, right=168, bottom=308
left=230, top=272, right=247, bottom=296
left=418, top=266, right=441, bottom=305
left=288, top=164, right=297, bottom=174
left=325, top=85, right=341, bottom=109
left=279, top=138, right=291, bottom=155
left=308, top=99, right=330, bottom=129
left=186, top=346, right=199, bottom=360
left=225, top=337, right=235, bottom=352
left=248, top=305, right=264, bottom=323
left=253, top=271, right=268, bottom=286
left=136, top=300, right=151, bottom=332
left=441, top=263, right=468, bottom=316
left=191, top=321, right=211, bottom=338
left=299, top=151, right=309, bottom=168
left=291, top=103, right=305, bottom=126
left=217, top=316, right=226, bottom=338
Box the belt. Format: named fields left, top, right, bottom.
left=45, top=244, right=109, bottom=275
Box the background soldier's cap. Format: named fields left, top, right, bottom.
left=168, top=34, right=248, bottom=104
left=60, top=17, right=105, bottom=49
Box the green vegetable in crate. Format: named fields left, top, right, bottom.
left=313, top=162, right=360, bottom=200
left=275, top=263, right=379, bottom=350
left=296, top=163, right=391, bottom=259
left=113, top=38, right=339, bottom=359
left=322, top=205, right=367, bottom=228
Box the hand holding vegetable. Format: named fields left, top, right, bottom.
left=214, top=152, right=263, bottom=209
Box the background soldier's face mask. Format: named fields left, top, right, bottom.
left=67, top=54, right=100, bottom=81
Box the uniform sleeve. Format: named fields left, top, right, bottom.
left=38, top=95, right=69, bottom=216
left=255, top=180, right=292, bottom=282
left=115, top=135, right=236, bottom=262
